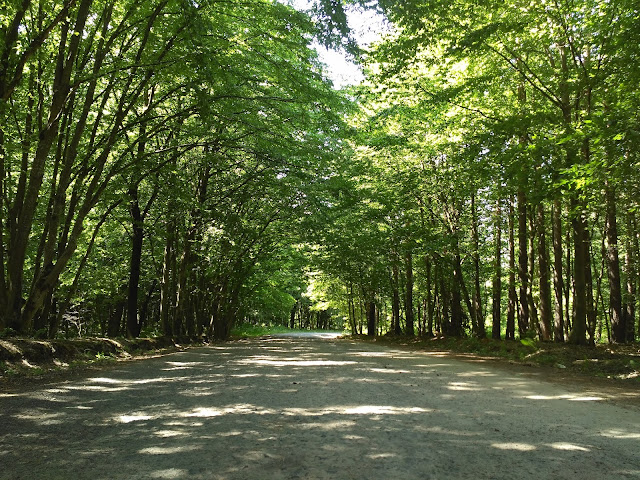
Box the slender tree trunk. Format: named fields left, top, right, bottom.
left=425, top=257, right=434, bottom=337
left=528, top=209, right=539, bottom=333
left=585, top=228, right=597, bottom=345
left=405, top=249, right=415, bottom=336
left=471, top=193, right=484, bottom=337
left=439, top=266, right=450, bottom=335
left=537, top=203, right=552, bottom=340
left=492, top=198, right=502, bottom=339
left=451, top=254, right=464, bottom=337
left=552, top=199, right=564, bottom=342
left=625, top=213, right=637, bottom=341
left=126, top=184, right=144, bottom=338
left=565, top=226, right=572, bottom=338
left=392, top=258, right=401, bottom=335
left=506, top=196, right=516, bottom=340
left=160, top=218, right=175, bottom=336
left=517, top=188, right=529, bottom=336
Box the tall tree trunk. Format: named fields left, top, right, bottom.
left=160, top=218, right=175, bottom=336
left=537, top=203, right=552, bottom=340
left=564, top=226, right=572, bottom=339
left=552, top=198, right=564, bottom=342
left=585, top=228, right=596, bottom=345
left=126, top=183, right=144, bottom=338
left=492, top=198, right=502, bottom=339
left=517, top=188, right=529, bottom=336
left=366, top=299, right=376, bottom=337
left=392, top=258, right=401, bottom=335
left=405, top=249, right=415, bottom=336
left=506, top=196, right=517, bottom=340
left=471, top=192, right=484, bottom=337
left=569, top=198, right=589, bottom=345
left=625, top=213, right=637, bottom=341
left=425, top=257, right=434, bottom=337
left=451, top=256, right=464, bottom=337
left=528, top=209, right=539, bottom=332
left=605, top=182, right=624, bottom=342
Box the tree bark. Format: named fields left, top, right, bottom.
left=506, top=196, right=516, bottom=340
left=537, top=203, right=552, bottom=340
left=366, top=299, right=376, bottom=337
left=126, top=184, right=144, bottom=338
left=625, top=213, right=637, bottom=341
left=471, top=193, right=484, bottom=337
left=392, top=258, right=401, bottom=335
left=404, top=249, right=415, bottom=336
left=605, top=183, right=624, bottom=342
left=425, top=257, right=434, bottom=337
left=569, top=198, right=589, bottom=345
left=552, top=199, right=564, bottom=342
left=492, top=199, right=502, bottom=339
left=517, top=188, right=529, bottom=336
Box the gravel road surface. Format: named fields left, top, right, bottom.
left=1, top=334, right=639, bottom=479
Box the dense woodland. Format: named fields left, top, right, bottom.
left=1, top=0, right=639, bottom=345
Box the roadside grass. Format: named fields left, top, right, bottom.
left=355, top=335, right=640, bottom=382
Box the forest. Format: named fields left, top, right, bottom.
left=1, top=0, right=639, bottom=347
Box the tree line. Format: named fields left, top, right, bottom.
left=0, top=0, right=351, bottom=339
left=312, top=0, right=640, bottom=344
left=3, top=0, right=638, bottom=345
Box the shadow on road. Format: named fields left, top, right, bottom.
left=1, top=336, right=639, bottom=479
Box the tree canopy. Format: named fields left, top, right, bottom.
left=1, top=0, right=639, bottom=345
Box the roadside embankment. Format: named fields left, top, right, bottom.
left=0, top=336, right=207, bottom=384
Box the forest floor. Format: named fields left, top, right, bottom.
left=1, top=333, right=640, bottom=480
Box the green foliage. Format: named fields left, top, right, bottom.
left=230, top=323, right=295, bottom=338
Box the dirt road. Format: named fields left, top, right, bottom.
left=1, top=334, right=639, bottom=479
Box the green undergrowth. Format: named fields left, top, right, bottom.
left=356, top=335, right=640, bottom=382
left=230, top=324, right=294, bottom=338
left=230, top=323, right=344, bottom=338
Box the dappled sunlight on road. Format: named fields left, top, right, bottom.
left=491, top=442, right=537, bottom=451
left=446, top=381, right=487, bottom=392
left=236, top=357, right=357, bottom=367
left=2, top=335, right=640, bottom=479
left=600, top=429, right=640, bottom=439
left=524, top=394, right=604, bottom=402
